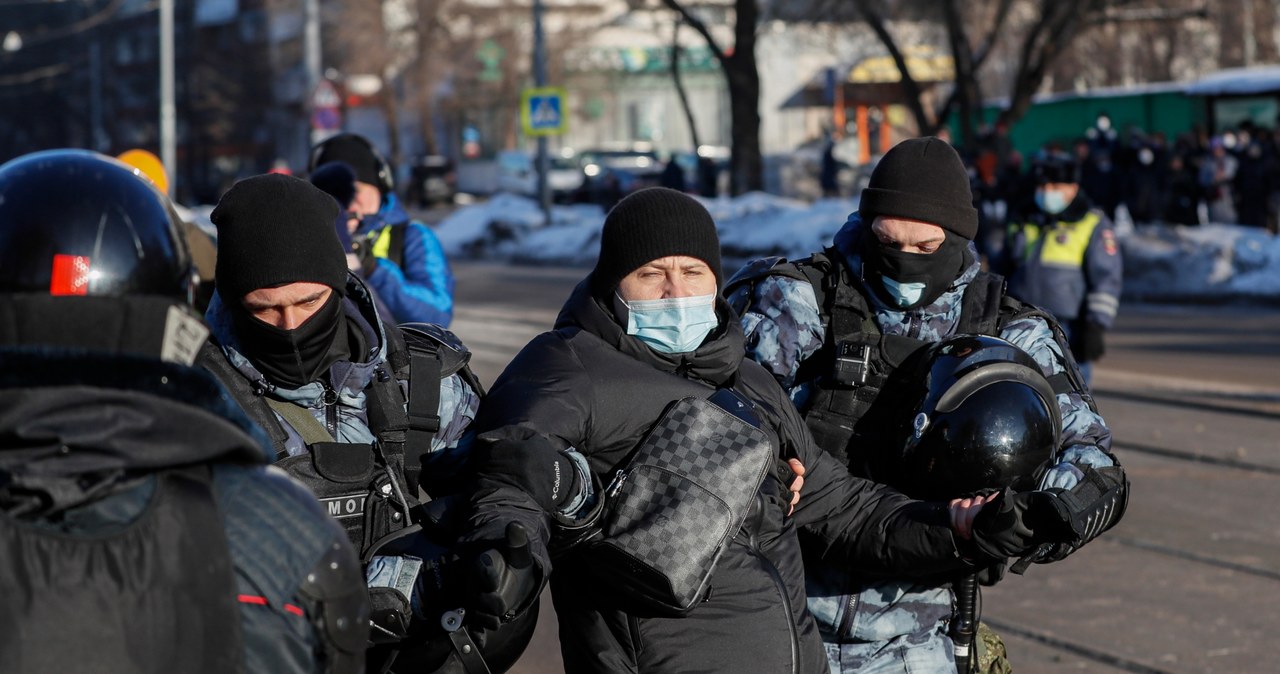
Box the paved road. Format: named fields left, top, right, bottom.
left=448, top=260, right=1280, bottom=674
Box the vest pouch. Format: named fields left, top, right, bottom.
left=276, top=442, right=379, bottom=553
left=363, top=471, right=413, bottom=555
left=581, top=395, right=774, bottom=618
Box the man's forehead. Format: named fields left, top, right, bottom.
left=242, top=281, right=331, bottom=306
left=637, top=255, right=710, bottom=270
left=873, top=217, right=946, bottom=239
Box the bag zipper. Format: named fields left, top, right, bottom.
left=605, top=469, right=627, bottom=499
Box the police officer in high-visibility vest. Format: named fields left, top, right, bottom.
left=999, top=151, right=1123, bottom=383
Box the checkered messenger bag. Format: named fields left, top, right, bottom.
left=584, top=391, right=775, bottom=617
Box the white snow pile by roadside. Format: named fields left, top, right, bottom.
left=1120, top=223, right=1280, bottom=303
left=298, top=191, right=1280, bottom=305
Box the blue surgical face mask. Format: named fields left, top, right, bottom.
left=881, top=276, right=927, bottom=308
left=1035, top=189, right=1069, bottom=214
left=618, top=292, right=719, bottom=354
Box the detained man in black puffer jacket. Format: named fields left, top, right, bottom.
left=457, top=188, right=1064, bottom=674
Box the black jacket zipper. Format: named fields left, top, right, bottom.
left=321, top=381, right=339, bottom=438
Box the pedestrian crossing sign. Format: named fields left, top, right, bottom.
left=521, top=87, right=568, bottom=136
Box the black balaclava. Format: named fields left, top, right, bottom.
left=230, top=290, right=349, bottom=389
left=211, top=174, right=351, bottom=388
left=863, top=229, right=968, bottom=311
left=856, top=137, right=977, bottom=311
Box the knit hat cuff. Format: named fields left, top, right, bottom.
left=859, top=188, right=979, bottom=240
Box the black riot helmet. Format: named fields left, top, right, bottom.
left=0, top=149, right=192, bottom=300
left=884, top=334, right=1062, bottom=501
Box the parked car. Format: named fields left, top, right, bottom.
left=406, top=155, right=457, bottom=207
left=495, top=149, right=584, bottom=202
left=572, top=143, right=667, bottom=206
left=670, top=145, right=730, bottom=197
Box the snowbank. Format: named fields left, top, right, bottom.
left=1121, top=223, right=1280, bottom=304
left=434, top=193, right=1280, bottom=304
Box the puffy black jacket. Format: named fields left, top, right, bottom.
left=463, top=277, right=971, bottom=674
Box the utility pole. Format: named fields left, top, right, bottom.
left=533, top=0, right=551, bottom=224
left=159, top=0, right=175, bottom=198
left=304, top=0, right=323, bottom=149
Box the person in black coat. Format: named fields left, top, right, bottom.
left=456, top=188, right=1064, bottom=674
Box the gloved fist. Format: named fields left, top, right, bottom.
left=1075, top=320, right=1106, bottom=362
left=468, top=522, right=541, bottom=631
left=968, top=489, right=1070, bottom=561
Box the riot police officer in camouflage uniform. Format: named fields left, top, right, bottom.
left=198, top=174, right=529, bottom=672
left=726, top=137, right=1129, bottom=673
left=0, top=150, right=368, bottom=674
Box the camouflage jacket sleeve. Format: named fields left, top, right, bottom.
left=999, top=314, right=1117, bottom=472
left=738, top=274, right=826, bottom=390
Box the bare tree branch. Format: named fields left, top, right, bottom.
left=972, top=0, right=1015, bottom=68
left=659, top=0, right=728, bottom=65
left=853, top=0, right=931, bottom=134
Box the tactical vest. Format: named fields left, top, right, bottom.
left=0, top=467, right=243, bottom=674
left=728, top=249, right=1079, bottom=476
left=202, top=323, right=482, bottom=558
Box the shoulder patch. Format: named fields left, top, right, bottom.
left=1102, top=229, right=1118, bottom=256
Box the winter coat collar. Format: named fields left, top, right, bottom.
left=205, top=272, right=390, bottom=406
left=554, top=274, right=742, bottom=387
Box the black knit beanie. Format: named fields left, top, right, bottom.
left=858, top=137, right=978, bottom=240
left=309, top=161, right=358, bottom=209
left=310, top=133, right=388, bottom=193
left=211, top=174, right=348, bottom=302
left=591, top=187, right=723, bottom=295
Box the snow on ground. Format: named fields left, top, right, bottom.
left=434, top=192, right=1280, bottom=305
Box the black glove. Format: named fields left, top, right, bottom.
left=468, top=522, right=541, bottom=631
left=350, top=237, right=379, bottom=277
left=968, top=489, right=1069, bottom=561
left=1075, top=320, right=1106, bottom=362
left=976, top=559, right=1006, bottom=586
left=474, top=435, right=585, bottom=515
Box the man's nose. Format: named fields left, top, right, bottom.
left=664, top=275, right=693, bottom=299
left=279, top=307, right=308, bottom=331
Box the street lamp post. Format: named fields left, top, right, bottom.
left=533, top=0, right=550, bottom=224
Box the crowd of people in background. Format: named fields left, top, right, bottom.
left=964, top=115, right=1280, bottom=263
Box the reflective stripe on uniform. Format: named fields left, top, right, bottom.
left=1087, top=292, right=1119, bottom=319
